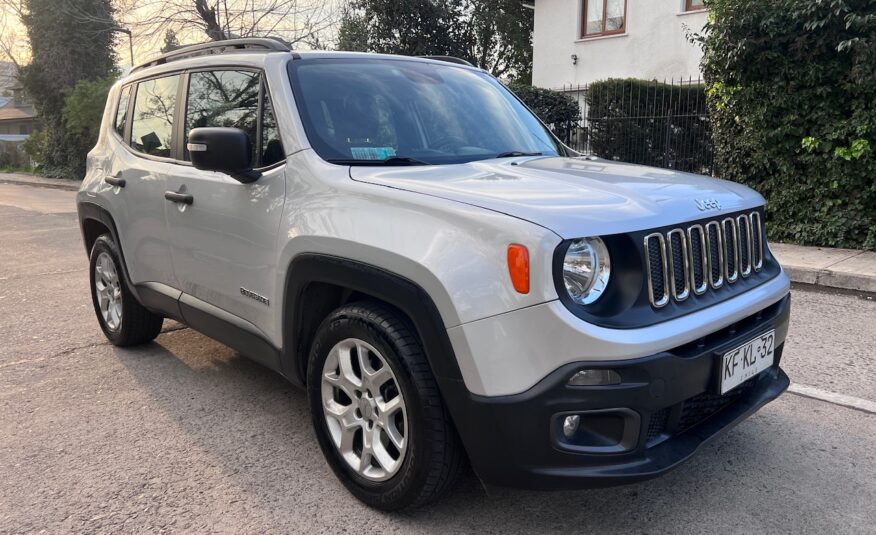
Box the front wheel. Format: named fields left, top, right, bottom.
left=89, top=234, right=163, bottom=346
left=307, top=302, right=464, bottom=510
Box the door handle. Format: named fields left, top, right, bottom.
left=104, top=175, right=125, bottom=187
left=164, top=191, right=193, bottom=205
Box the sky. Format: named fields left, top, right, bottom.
left=0, top=0, right=341, bottom=69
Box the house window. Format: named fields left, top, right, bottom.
left=685, top=0, right=705, bottom=11
left=582, top=0, right=626, bottom=38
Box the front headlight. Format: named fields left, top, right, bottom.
left=562, top=237, right=611, bottom=305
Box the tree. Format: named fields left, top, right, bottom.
left=697, top=0, right=876, bottom=250
left=338, top=0, right=470, bottom=59
left=337, top=0, right=533, bottom=81
left=63, top=75, right=115, bottom=142
left=18, top=0, right=117, bottom=177
left=114, top=0, right=336, bottom=53
left=467, top=0, right=532, bottom=81
left=160, top=29, right=181, bottom=53
left=0, top=1, right=27, bottom=69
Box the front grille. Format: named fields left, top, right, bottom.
left=644, top=373, right=767, bottom=449
left=644, top=211, right=765, bottom=308
left=678, top=380, right=755, bottom=432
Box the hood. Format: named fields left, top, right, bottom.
left=350, top=156, right=764, bottom=238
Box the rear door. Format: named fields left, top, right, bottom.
left=164, top=69, right=287, bottom=357
left=109, top=74, right=182, bottom=291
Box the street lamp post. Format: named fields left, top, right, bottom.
left=111, top=27, right=134, bottom=67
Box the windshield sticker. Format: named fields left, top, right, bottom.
left=351, top=147, right=396, bottom=160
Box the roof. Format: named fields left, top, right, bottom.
left=0, top=106, right=35, bottom=121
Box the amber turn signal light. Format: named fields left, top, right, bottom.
left=507, top=244, right=530, bottom=294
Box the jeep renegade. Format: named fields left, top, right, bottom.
left=77, top=38, right=791, bottom=510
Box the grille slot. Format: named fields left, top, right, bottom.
left=751, top=211, right=764, bottom=271
left=737, top=215, right=752, bottom=277
left=643, top=212, right=765, bottom=308
left=687, top=224, right=708, bottom=295
left=644, top=233, right=669, bottom=308
left=723, top=218, right=739, bottom=283
left=667, top=229, right=690, bottom=301
left=705, top=221, right=724, bottom=289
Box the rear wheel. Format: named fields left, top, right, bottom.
left=307, top=301, right=464, bottom=510
left=89, top=234, right=163, bottom=346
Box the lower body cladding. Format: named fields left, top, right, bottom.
left=438, top=293, right=791, bottom=490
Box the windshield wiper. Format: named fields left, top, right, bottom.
left=494, top=151, right=543, bottom=158
left=382, top=156, right=430, bottom=165
left=327, top=156, right=430, bottom=166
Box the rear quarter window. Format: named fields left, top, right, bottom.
left=114, top=85, right=131, bottom=140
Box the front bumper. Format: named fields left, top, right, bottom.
left=439, top=293, right=791, bottom=490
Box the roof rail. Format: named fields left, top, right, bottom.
left=131, top=37, right=291, bottom=73
left=418, top=55, right=475, bottom=67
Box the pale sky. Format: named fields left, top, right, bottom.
left=0, top=1, right=341, bottom=69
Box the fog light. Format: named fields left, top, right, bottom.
left=568, top=369, right=621, bottom=386
left=562, top=415, right=580, bottom=439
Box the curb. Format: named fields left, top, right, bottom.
left=0, top=174, right=80, bottom=192
left=784, top=265, right=876, bottom=294
left=770, top=244, right=876, bottom=294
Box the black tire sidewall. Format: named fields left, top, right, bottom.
left=88, top=234, right=162, bottom=346
left=307, top=308, right=436, bottom=510
left=89, top=235, right=126, bottom=344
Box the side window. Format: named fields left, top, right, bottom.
left=114, top=85, right=131, bottom=140
left=130, top=75, right=180, bottom=157
left=185, top=70, right=260, bottom=162
left=260, top=87, right=284, bottom=167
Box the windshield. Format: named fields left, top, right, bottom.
left=287, top=58, right=561, bottom=165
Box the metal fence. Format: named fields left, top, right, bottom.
left=551, top=78, right=716, bottom=176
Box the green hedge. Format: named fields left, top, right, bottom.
left=508, top=83, right=581, bottom=141
left=584, top=78, right=714, bottom=174
left=700, top=0, right=876, bottom=250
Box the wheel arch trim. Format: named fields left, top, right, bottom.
left=77, top=201, right=142, bottom=303
left=281, top=254, right=464, bottom=387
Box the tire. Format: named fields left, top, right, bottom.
left=89, top=234, right=163, bottom=346
left=307, top=301, right=464, bottom=510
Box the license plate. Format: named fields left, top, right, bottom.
left=719, top=330, right=775, bottom=394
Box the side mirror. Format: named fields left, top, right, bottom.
left=187, top=127, right=261, bottom=183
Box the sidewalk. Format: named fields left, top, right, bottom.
left=1, top=171, right=874, bottom=293
left=0, top=172, right=80, bottom=191
left=769, top=243, right=876, bottom=293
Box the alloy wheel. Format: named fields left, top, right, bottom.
left=321, top=338, right=408, bottom=481
left=94, top=251, right=122, bottom=332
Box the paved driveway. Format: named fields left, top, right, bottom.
left=1, top=183, right=874, bottom=533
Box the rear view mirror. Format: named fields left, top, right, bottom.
left=187, top=127, right=261, bottom=183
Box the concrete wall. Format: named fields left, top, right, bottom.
left=532, top=0, right=708, bottom=89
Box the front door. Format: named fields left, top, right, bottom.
left=164, top=69, right=287, bottom=359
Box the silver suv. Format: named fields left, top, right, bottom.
left=77, top=38, right=791, bottom=510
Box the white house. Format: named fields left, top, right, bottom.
left=529, top=0, right=709, bottom=89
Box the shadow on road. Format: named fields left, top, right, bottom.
left=112, top=328, right=856, bottom=533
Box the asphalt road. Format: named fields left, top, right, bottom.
left=1, top=182, right=875, bottom=534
